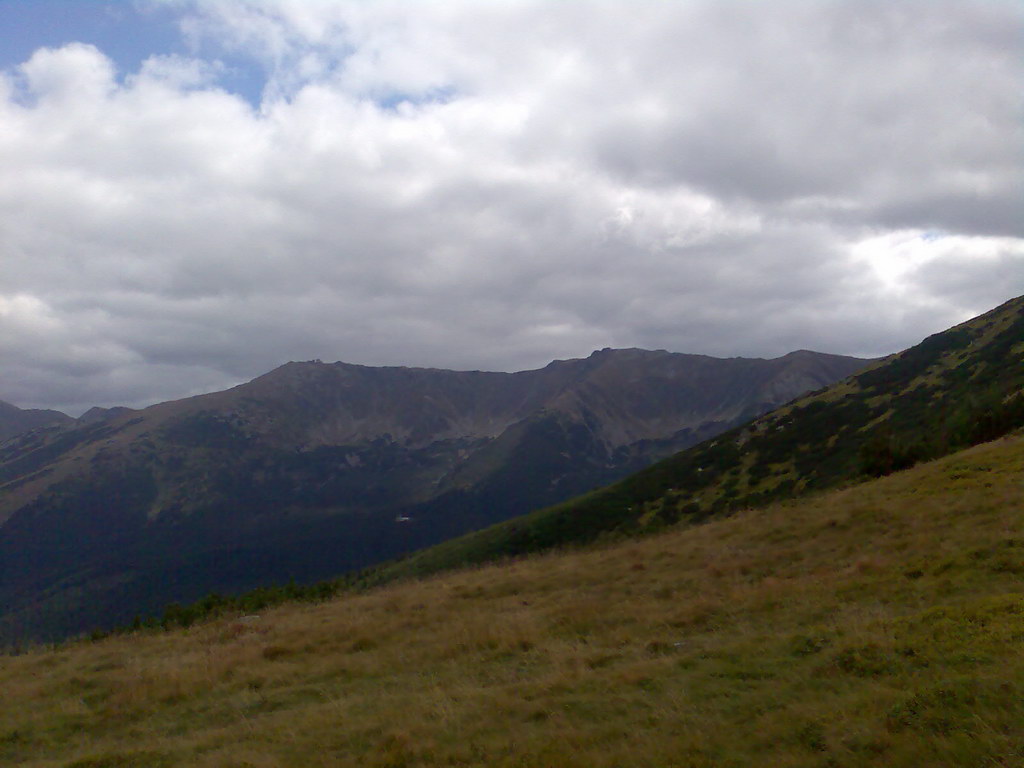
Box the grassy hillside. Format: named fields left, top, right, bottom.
left=377, top=295, right=1024, bottom=582
left=2, top=434, right=1022, bottom=768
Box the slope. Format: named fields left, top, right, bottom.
left=0, top=401, right=72, bottom=443
left=1, top=434, right=1021, bottom=768
left=379, top=294, right=1024, bottom=581
left=0, top=348, right=866, bottom=644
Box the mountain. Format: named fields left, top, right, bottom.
left=2, top=434, right=1021, bottom=767
left=0, top=347, right=867, bottom=644
left=378, top=295, right=1024, bottom=583
left=76, top=406, right=136, bottom=425
left=0, top=400, right=73, bottom=442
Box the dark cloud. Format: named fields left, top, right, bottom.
left=871, top=193, right=1024, bottom=239
left=0, top=1, right=1021, bottom=415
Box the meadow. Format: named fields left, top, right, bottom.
left=2, top=434, right=1022, bottom=767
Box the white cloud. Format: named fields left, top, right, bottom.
left=17, top=42, right=117, bottom=104
left=1, top=0, right=1022, bottom=414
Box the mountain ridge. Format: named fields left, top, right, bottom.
left=0, top=346, right=869, bottom=643
left=374, top=294, right=1024, bottom=584
left=0, top=401, right=74, bottom=443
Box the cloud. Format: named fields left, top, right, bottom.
left=0, top=1, right=1021, bottom=414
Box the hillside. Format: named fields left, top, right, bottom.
left=378, top=295, right=1024, bottom=581
left=0, top=348, right=866, bottom=644
left=0, top=401, right=72, bottom=443
left=2, top=434, right=1021, bottom=767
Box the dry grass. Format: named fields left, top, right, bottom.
left=2, top=436, right=1023, bottom=767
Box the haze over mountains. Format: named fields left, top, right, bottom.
left=0, top=347, right=867, bottom=643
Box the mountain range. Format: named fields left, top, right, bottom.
left=379, top=294, right=1024, bottom=584
left=0, top=347, right=868, bottom=644
left=0, top=296, right=1021, bottom=766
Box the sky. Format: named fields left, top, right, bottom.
left=0, top=0, right=1021, bottom=416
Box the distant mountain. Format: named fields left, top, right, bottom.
left=0, top=400, right=72, bottom=442
left=381, top=295, right=1024, bottom=583
left=0, top=347, right=867, bottom=644
left=76, top=406, right=136, bottom=425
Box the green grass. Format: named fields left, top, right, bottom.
left=2, top=434, right=1022, bottom=767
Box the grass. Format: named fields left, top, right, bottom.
left=2, top=434, right=1023, bottom=767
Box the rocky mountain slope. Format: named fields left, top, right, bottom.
left=0, top=348, right=866, bottom=643
left=381, top=295, right=1024, bottom=583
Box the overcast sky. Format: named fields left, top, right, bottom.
left=1, top=0, right=1021, bottom=415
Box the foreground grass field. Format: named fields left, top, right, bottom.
left=2, top=435, right=1023, bottom=767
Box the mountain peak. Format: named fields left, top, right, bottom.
left=77, top=406, right=136, bottom=425
left=0, top=400, right=73, bottom=442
